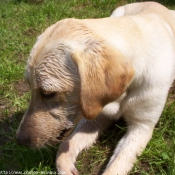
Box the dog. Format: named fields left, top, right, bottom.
left=16, top=2, right=175, bottom=175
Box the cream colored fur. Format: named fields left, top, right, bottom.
left=16, top=2, right=175, bottom=175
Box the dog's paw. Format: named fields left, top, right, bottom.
left=71, top=168, right=79, bottom=175
left=57, top=165, right=79, bottom=175
left=56, top=156, right=79, bottom=175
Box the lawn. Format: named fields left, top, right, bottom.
left=0, top=0, right=175, bottom=175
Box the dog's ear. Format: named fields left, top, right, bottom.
left=72, top=42, right=134, bottom=120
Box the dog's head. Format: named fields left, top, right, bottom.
left=16, top=18, right=134, bottom=148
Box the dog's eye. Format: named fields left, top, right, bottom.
left=41, top=90, right=56, bottom=98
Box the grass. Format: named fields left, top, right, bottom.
left=0, top=0, right=175, bottom=174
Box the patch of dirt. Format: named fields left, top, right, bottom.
left=23, top=27, right=38, bottom=37
left=0, top=80, right=29, bottom=119
left=169, top=80, right=175, bottom=94
left=0, top=80, right=29, bottom=145
left=0, top=99, right=10, bottom=121
left=14, top=80, right=29, bottom=96
left=168, top=80, right=175, bottom=103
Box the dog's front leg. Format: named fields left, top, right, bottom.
left=102, top=95, right=167, bottom=175
left=102, top=123, right=154, bottom=175
left=56, top=114, right=112, bottom=175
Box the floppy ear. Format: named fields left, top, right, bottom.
left=72, top=42, right=134, bottom=120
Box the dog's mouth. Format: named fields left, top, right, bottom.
left=56, top=121, right=75, bottom=141
left=55, top=112, right=82, bottom=142
left=45, top=116, right=82, bottom=147
left=41, top=127, right=73, bottom=148
left=56, top=128, right=73, bottom=141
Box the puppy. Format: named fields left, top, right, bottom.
left=16, top=2, right=175, bottom=175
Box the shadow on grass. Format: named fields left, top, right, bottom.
left=76, top=119, right=127, bottom=175
left=97, top=120, right=127, bottom=175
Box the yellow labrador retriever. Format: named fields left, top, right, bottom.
left=16, top=2, right=175, bottom=175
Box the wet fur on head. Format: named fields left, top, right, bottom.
left=16, top=18, right=134, bottom=148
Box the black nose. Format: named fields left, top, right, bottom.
left=16, top=133, right=31, bottom=147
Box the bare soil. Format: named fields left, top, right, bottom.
left=14, top=80, right=29, bottom=96
left=0, top=80, right=29, bottom=145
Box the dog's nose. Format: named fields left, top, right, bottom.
left=15, top=133, right=31, bottom=147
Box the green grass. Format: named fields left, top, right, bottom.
left=0, top=0, right=175, bottom=174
